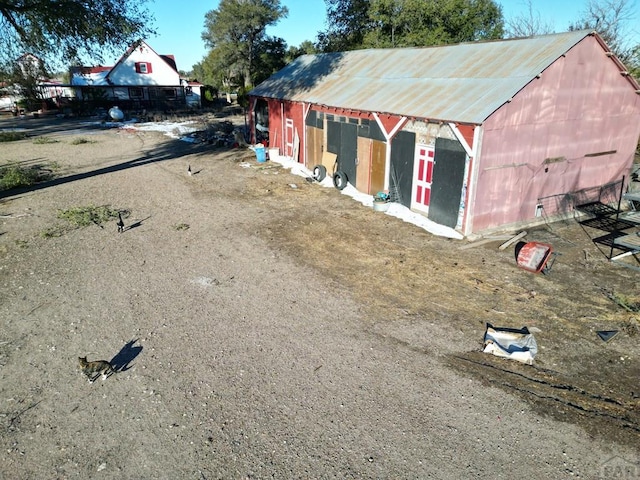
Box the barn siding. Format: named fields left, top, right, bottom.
left=472, top=35, right=640, bottom=233
left=261, top=99, right=306, bottom=160
left=250, top=33, right=640, bottom=236
left=305, top=126, right=324, bottom=169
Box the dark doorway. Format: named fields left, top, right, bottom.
left=428, top=138, right=466, bottom=228
left=327, top=120, right=358, bottom=186
left=389, top=130, right=416, bottom=207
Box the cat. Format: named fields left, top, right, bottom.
left=78, top=356, right=116, bottom=383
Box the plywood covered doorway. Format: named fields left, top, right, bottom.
left=428, top=137, right=467, bottom=228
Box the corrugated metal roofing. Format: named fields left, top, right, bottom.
left=250, top=30, right=594, bottom=125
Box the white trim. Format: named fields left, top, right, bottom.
left=281, top=102, right=285, bottom=154
left=463, top=125, right=483, bottom=236
left=373, top=112, right=407, bottom=191
left=448, top=123, right=474, bottom=157
left=302, top=103, right=311, bottom=165
left=410, top=143, right=434, bottom=214
left=285, top=118, right=294, bottom=158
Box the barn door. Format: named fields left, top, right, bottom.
left=427, top=138, right=466, bottom=228
left=326, top=120, right=340, bottom=169
left=285, top=118, right=294, bottom=157
left=327, top=120, right=357, bottom=186
left=356, top=137, right=372, bottom=192
left=411, top=144, right=435, bottom=213
left=389, top=130, right=416, bottom=207
left=339, top=123, right=357, bottom=187
left=370, top=140, right=386, bottom=194
left=305, top=126, right=323, bottom=169
left=305, top=111, right=324, bottom=169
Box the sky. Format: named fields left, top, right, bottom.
left=143, top=0, right=639, bottom=72
left=145, top=0, right=328, bottom=71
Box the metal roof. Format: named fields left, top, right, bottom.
left=250, top=30, right=595, bottom=125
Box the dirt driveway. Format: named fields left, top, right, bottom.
left=1, top=114, right=639, bottom=479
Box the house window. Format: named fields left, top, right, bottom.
left=185, top=86, right=193, bottom=96
left=113, top=88, right=128, bottom=99
left=135, top=62, right=153, bottom=74
left=148, top=87, right=178, bottom=101
left=150, top=88, right=177, bottom=99
left=129, top=87, right=143, bottom=99
left=161, top=88, right=176, bottom=99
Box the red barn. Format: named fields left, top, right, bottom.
left=249, top=31, right=640, bottom=237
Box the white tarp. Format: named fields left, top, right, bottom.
left=483, top=323, right=537, bottom=365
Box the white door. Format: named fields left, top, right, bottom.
left=411, top=144, right=435, bottom=213
left=285, top=118, right=294, bottom=157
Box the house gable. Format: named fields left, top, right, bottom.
left=67, top=40, right=201, bottom=108
left=105, top=40, right=180, bottom=86
left=17, top=53, right=43, bottom=72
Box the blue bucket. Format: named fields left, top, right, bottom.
left=255, top=146, right=266, bottom=163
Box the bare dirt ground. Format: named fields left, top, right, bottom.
left=1, top=113, right=639, bottom=479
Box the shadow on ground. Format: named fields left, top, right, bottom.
left=110, top=339, right=142, bottom=373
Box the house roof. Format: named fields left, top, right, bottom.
left=250, top=30, right=635, bottom=125
left=70, top=66, right=110, bottom=85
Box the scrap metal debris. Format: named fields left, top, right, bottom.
left=596, top=330, right=619, bottom=342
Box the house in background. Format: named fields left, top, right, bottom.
left=249, top=30, right=640, bottom=237
left=0, top=84, right=21, bottom=113
left=0, top=53, right=73, bottom=113
left=70, top=40, right=202, bottom=110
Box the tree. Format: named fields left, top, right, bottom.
left=504, top=0, right=554, bottom=38
left=369, top=0, right=504, bottom=47
left=193, top=49, right=239, bottom=102
left=202, top=0, right=288, bottom=89
left=254, top=36, right=287, bottom=84
left=569, top=0, right=634, bottom=52
left=0, top=0, right=154, bottom=68
left=365, top=0, right=404, bottom=47
left=191, top=61, right=214, bottom=88
left=318, top=0, right=504, bottom=51
left=316, top=0, right=372, bottom=52
left=628, top=44, right=640, bottom=80
left=568, top=0, right=639, bottom=78
left=285, top=41, right=318, bottom=63
left=6, top=54, right=48, bottom=111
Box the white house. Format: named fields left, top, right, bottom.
left=70, top=40, right=202, bottom=109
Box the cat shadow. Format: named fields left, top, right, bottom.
left=110, top=338, right=143, bottom=373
